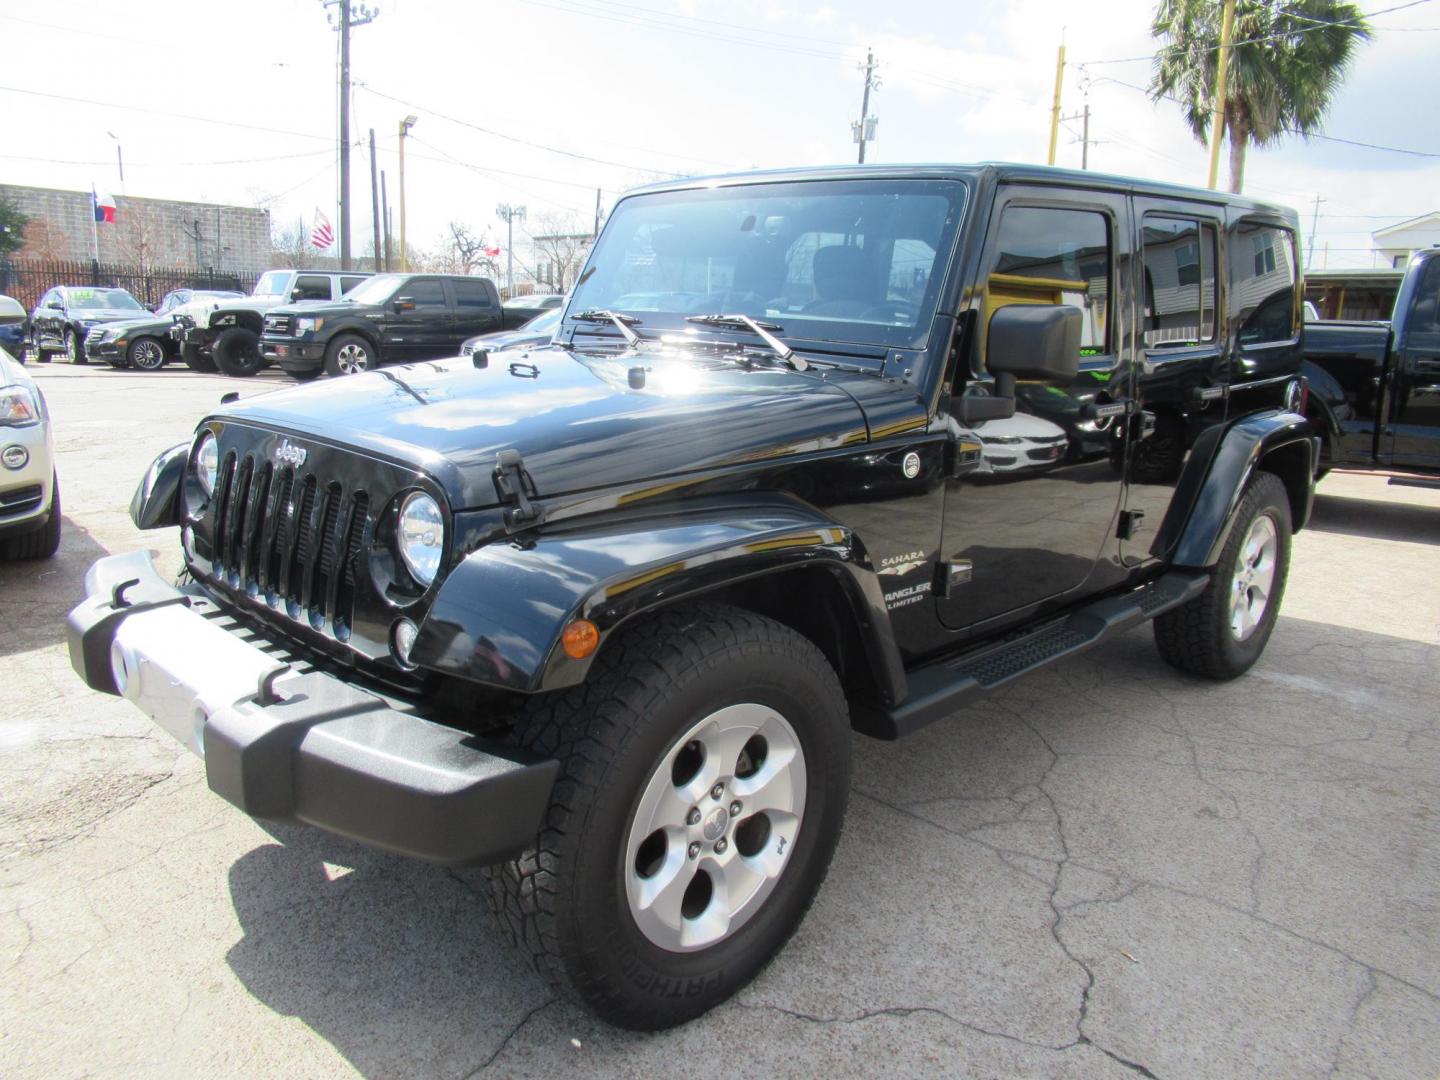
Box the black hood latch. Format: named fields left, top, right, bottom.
left=493, top=449, right=546, bottom=533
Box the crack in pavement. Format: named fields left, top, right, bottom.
left=460, top=997, right=559, bottom=1077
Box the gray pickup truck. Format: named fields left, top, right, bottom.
left=1304, top=249, right=1440, bottom=479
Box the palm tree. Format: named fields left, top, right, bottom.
left=1150, top=0, right=1372, bottom=193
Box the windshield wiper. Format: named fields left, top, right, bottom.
left=685, top=314, right=807, bottom=371
left=570, top=308, right=641, bottom=346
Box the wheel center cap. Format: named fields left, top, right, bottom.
left=702, top=807, right=729, bottom=842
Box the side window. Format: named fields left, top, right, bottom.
left=983, top=205, right=1111, bottom=362
left=340, top=276, right=367, bottom=295
left=1141, top=216, right=1218, bottom=347
left=1409, top=257, right=1440, bottom=337
left=292, top=275, right=330, bottom=301
left=452, top=279, right=495, bottom=309
left=1232, top=222, right=1298, bottom=346
left=405, top=279, right=448, bottom=308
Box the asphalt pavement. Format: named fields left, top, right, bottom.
left=2, top=363, right=1437, bottom=1078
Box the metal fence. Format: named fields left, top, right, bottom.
left=0, top=258, right=261, bottom=314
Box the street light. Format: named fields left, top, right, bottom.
left=496, top=203, right=526, bottom=298
left=106, top=130, right=123, bottom=187
left=398, top=114, right=417, bottom=271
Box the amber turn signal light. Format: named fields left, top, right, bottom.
left=561, top=619, right=600, bottom=659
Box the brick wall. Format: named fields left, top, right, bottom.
left=0, top=184, right=271, bottom=272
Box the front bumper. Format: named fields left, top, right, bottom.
left=259, top=336, right=324, bottom=367
left=0, top=420, right=55, bottom=537
left=66, top=550, right=559, bottom=865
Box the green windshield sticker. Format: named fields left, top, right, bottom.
left=1079, top=347, right=1101, bottom=356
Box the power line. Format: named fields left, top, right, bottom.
left=356, top=83, right=688, bottom=177
left=0, top=85, right=332, bottom=143
left=0, top=148, right=342, bottom=168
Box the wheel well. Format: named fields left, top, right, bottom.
left=684, top=566, right=886, bottom=711
left=329, top=327, right=380, bottom=352
left=1258, top=440, right=1313, bottom=531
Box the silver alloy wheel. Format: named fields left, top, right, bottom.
left=64, top=331, right=78, bottom=362
left=334, top=342, right=370, bottom=374
left=130, top=339, right=165, bottom=370
left=1229, top=514, right=1278, bottom=641
left=625, top=703, right=807, bottom=953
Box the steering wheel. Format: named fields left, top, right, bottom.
left=861, top=300, right=918, bottom=323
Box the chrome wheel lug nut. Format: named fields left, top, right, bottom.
left=687, top=841, right=701, bottom=859
left=714, top=837, right=728, bottom=854
left=710, top=783, right=725, bottom=800
left=686, top=808, right=701, bottom=826
left=729, top=801, right=742, bottom=817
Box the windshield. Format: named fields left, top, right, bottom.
left=70, top=288, right=142, bottom=311
left=569, top=179, right=965, bottom=350
left=342, top=274, right=406, bottom=304
left=253, top=272, right=291, bottom=298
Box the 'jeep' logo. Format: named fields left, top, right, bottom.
left=275, top=440, right=307, bottom=467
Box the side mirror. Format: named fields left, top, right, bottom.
left=960, top=304, right=1081, bottom=424
left=46, top=299, right=63, bottom=309
left=393, top=297, right=416, bottom=312
left=290, top=288, right=304, bottom=301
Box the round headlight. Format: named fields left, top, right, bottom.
left=195, top=431, right=219, bottom=496
left=397, top=491, right=444, bottom=586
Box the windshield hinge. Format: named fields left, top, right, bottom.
left=493, top=450, right=546, bottom=532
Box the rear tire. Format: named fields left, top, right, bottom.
left=212, top=327, right=263, bottom=377
left=1154, top=471, right=1292, bottom=680
left=126, top=336, right=167, bottom=371
left=180, top=343, right=216, bottom=372
left=2, top=477, right=62, bottom=560
left=483, top=603, right=851, bottom=1030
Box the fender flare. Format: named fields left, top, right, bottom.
left=130, top=441, right=189, bottom=530
left=1158, top=409, right=1316, bottom=569
left=410, top=497, right=906, bottom=703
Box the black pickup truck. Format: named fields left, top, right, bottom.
left=67, top=164, right=1316, bottom=1030
left=1305, top=248, right=1440, bottom=478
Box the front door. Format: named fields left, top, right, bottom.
left=1386, top=254, right=1440, bottom=469
left=936, top=188, right=1130, bottom=632
left=385, top=277, right=452, bottom=360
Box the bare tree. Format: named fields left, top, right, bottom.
left=527, top=212, right=593, bottom=293
left=19, top=219, right=69, bottom=261
left=271, top=219, right=317, bottom=269
left=432, top=222, right=501, bottom=279
left=111, top=204, right=165, bottom=277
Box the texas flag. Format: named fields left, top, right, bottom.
left=92, top=189, right=117, bottom=224
left=483, top=244, right=501, bottom=258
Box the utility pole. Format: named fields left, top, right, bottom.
left=381, top=169, right=391, bottom=271
left=324, top=0, right=377, bottom=270
left=398, top=114, right=416, bottom=271
left=1206, top=0, right=1237, bottom=190
left=1061, top=105, right=1095, bottom=168
left=1047, top=42, right=1066, bottom=165
left=368, top=127, right=381, bottom=271
left=852, top=48, right=879, bottom=164
left=496, top=204, right=527, bottom=297
left=1307, top=195, right=1326, bottom=267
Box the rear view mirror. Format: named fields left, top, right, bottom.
left=959, top=304, right=1081, bottom=424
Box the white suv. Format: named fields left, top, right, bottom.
left=0, top=295, right=60, bottom=559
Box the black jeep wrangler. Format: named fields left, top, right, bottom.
left=67, top=164, right=1316, bottom=1030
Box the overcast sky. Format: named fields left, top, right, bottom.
left=3, top=0, right=1436, bottom=270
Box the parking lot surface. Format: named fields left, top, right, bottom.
left=2, top=364, right=1437, bottom=1078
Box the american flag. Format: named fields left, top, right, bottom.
left=311, top=209, right=334, bottom=250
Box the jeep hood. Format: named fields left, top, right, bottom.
left=218, top=343, right=871, bottom=510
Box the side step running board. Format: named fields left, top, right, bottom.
left=852, top=570, right=1210, bottom=740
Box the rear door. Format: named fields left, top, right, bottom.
left=1120, top=199, right=1227, bottom=564
left=448, top=279, right=502, bottom=347
left=1387, top=253, right=1440, bottom=468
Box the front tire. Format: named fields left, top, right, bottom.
left=484, top=604, right=851, bottom=1030
left=65, top=329, right=87, bottom=365
left=1154, top=471, right=1292, bottom=680
left=180, top=343, right=216, bottom=372
left=126, top=336, right=167, bottom=371
left=323, top=333, right=375, bottom=376
left=212, top=327, right=263, bottom=377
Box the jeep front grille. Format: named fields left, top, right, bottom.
left=209, top=451, right=371, bottom=638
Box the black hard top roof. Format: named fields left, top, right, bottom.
left=626, top=162, right=1297, bottom=222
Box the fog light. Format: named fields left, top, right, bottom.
left=391, top=618, right=419, bottom=669
left=1, top=445, right=27, bottom=470
left=561, top=619, right=600, bottom=660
